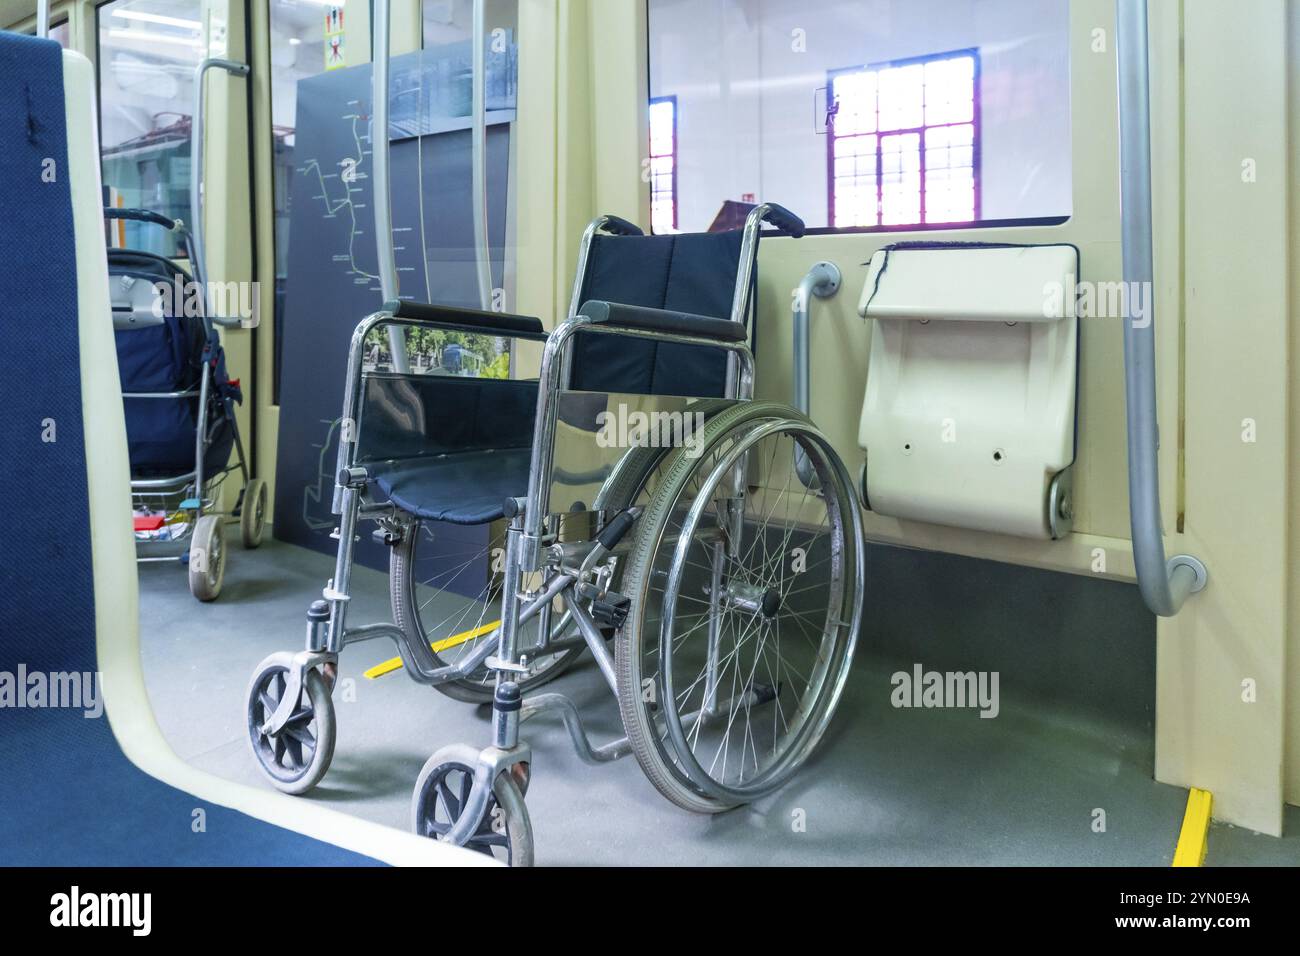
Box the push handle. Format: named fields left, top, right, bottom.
left=759, top=203, right=806, bottom=238
left=104, top=207, right=178, bottom=230
left=600, top=215, right=644, bottom=237
left=1115, top=0, right=1207, bottom=615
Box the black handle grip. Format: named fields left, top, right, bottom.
left=596, top=509, right=640, bottom=550
left=600, top=215, right=644, bottom=237
left=104, top=207, right=177, bottom=230
left=387, top=299, right=547, bottom=340
left=761, top=203, right=806, bottom=238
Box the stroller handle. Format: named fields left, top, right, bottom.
left=104, top=207, right=180, bottom=231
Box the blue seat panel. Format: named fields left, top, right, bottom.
left=0, top=32, right=379, bottom=867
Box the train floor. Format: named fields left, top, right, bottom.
left=137, top=536, right=1300, bottom=867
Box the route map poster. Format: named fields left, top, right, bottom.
left=273, top=48, right=514, bottom=586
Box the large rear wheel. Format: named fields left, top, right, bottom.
left=616, top=402, right=863, bottom=813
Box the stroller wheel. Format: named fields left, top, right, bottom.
left=188, top=514, right=226, bottom=602
left=411, top=746, right=533, bottom=866
left=246, top=653, right=336, bottom=795
left=240, top=478, right=268, bottom=549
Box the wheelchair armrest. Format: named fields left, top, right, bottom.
left=387, top=299, right=548, bottom=341
left=578, top=300, right=747, bottom=343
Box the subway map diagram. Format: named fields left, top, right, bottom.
left=274, top=49, right=514, bottom=574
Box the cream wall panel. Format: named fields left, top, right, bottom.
left=201, top=0, right=254, bottom=512
left=1156, top=0, right=1290, bottom=836
left=1287, top=0, right=1300, bottom=811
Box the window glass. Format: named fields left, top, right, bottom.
left=97, top=0, right=204, bottom=255
left=647, top=0, right=1071, bottom=233
left=50, top=20, right=71, bottom=47
left=649, top=96, right=677, bottom=233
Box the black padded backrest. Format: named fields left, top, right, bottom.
left=355, top=373, right=537, bottom=463
left=569, top=229, right=749, bottom=397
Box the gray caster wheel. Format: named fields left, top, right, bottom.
left=240, top=477, right=268, bottom=548
left=246, top=653, right=336, bottom=795
left=411, top=746, right=533, bottom=866
left=188, top=513, right=226, bottom=602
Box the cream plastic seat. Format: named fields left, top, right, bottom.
left=857, top=243, right=1079, bottom=540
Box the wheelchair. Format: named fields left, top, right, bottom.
left=246, top=203, right=865, bottom=864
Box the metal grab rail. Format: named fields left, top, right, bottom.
left=35, top=0, right=48, bottom=37
left=191, top=57, right=251, bottom=296
left=470, top=0, right=494, bottom=311
left=1115, top=0, right=1207, bottom=615
left=793, top=261, right=841, bottom=488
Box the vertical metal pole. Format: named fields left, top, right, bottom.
left=35, top=0, right=49, bottom=38
left=371, top=0, right=410, bottom=372
left=471, top=0, right=494, bottom=311
left=1115, top=0, right=1206, bottom=616
left=191, top=58, right=251, bottom=293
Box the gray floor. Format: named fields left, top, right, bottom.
left=137, top=535, right=1298, bottom=866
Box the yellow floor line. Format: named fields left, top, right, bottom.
left=363, top=620, right=501, bottom=679
left=1172, top=787, right=1213, bottom=867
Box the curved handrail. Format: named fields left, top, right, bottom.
left=793, top=261, right=841, bottom=488
left=1115, top=0, right=1207, bottom=615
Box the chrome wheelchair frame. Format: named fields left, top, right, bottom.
left=247, top=204, right=866, bottom=863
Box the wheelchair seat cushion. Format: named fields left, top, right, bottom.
left=368, top=447, right=532, bottom=525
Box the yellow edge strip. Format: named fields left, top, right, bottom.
left=363, top=620, right=502, bottom=680
left=1172, top=787, right=1213, bottom=867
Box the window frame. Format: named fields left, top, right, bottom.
left=826, top=47, right=983, bottom=232
left=648, top=93, right=679, bottom=233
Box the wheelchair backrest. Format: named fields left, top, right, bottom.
left=569, top=229, right=751, bottom=397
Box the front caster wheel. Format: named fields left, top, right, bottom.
left=411, top=749, right=533, bottom=866
left=246, top=654, right=336, bottom=794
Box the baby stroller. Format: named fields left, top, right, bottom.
left=246, top=203, right=866, bottom=864
left=106, top=207, right=266, bottom=601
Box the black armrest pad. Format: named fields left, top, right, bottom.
left=388, top=300, right=547, bottom=340
left=579, top=300, right=746, bottom=343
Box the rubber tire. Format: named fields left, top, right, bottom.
left=188, top=514, right=226, bottom=602
left=245, top=655, right=337, bottom=795
left=240, top=478, right=268, bottom=549
left=410, top=748, right=534, bottom=867
left=615, top=401, right=819, bottom=814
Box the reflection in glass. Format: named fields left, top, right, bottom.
left=97, top=0, right=204, bottom=255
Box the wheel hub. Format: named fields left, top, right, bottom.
left=720, top=581, right=782, bottom=619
